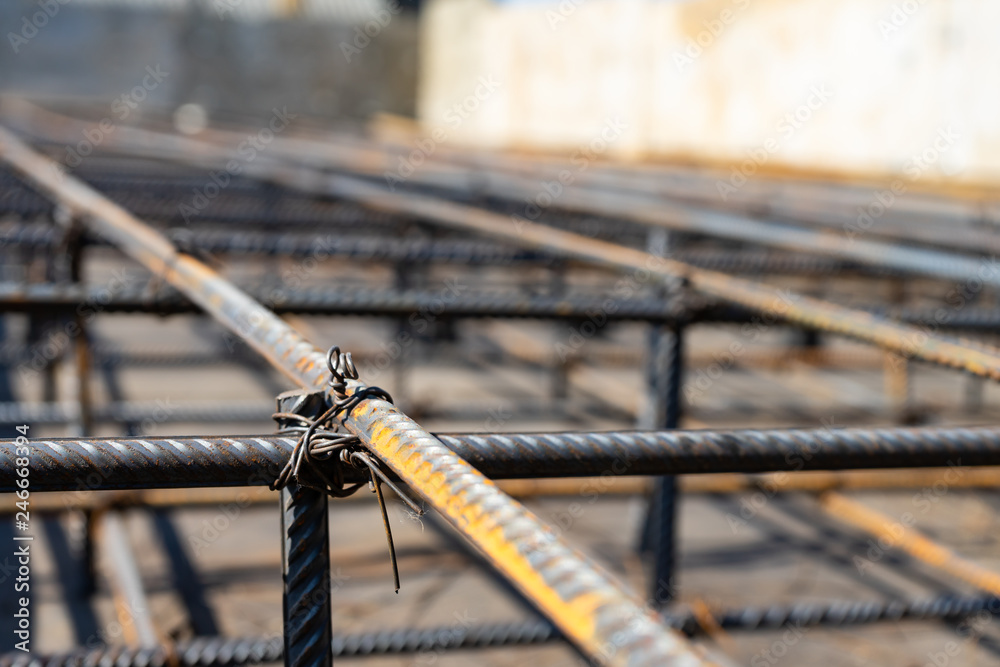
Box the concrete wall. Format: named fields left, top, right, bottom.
left=418, top=0, right=1000, bottom=184
left=1, top=1, right=418, bottom=123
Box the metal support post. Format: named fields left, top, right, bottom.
left=640, top=323, right=684, bottom=607
left=277, top=392, right=333, bottom=667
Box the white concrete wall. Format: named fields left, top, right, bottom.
left=418, top=0, right=1000, bottom=184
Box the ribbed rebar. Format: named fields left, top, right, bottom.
left=0, top=281, right=694, bottom=321
left=9, top=280, right=1000, bottom=332
left=0, top=220, right=907, bottom=276
left=281, top=485, right=332, bottom=667
left=0, top=434, right=294, bottom=491
left=3, top=593, right=999, bottom=667
left=432, top=425, right=1000, bottom=479
left=647, top=325, right=683, bottom=606
left=5, top=425, right=1000, bottom=492
left=0, top=166, right=402, bottom=230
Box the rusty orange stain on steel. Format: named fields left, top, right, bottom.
left=0, top=126, right=708, bottom=666
left=357, top=399, right=602, bottom=643
left=347, top=401, right=703, bottom=664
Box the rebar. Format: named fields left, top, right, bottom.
left=44, top=117, right=995, bottom=377
left=0, top=126, right=707, bottom=666
left=3, top=593, right=1000, bottom=667
left=281, top=485, right=333, bottom=667
left=0, top=221, right=912, bottom=277
left=6, top=425, right=1000, bottom=493
left=8, top=281, right=1000, bottom=333
left=646, top=325, right=684, bottom=606
left=0, top=281, right=696, bottom=321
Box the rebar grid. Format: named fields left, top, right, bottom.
left=3, top=117, right=1000, bottom=667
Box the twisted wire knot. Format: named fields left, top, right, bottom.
left=271, top=346, right=393, bottom=495
left=327, top=345, right=393, bottom=416
left=271, top=345, right=421, bottom=592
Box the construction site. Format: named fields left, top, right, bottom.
left=3, top=0, right=1000, bottom=665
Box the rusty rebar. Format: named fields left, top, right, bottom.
left=0, top=126, right=708, bottom=667
left=4, top=425, right=1000, bottom=493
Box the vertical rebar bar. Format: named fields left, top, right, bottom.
left=71, top=317, right=92, bottom=437
left=281, top=484, right=332, bottom=667
left=644, top=324, right=683, bottom=607
left=276, top=392, right=333, bottom=667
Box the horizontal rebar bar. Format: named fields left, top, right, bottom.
left=0, top=221, right=908, bottom=277
left=0, top=165, right=406, bottom=230
left=4, top=425, right=1000, bottom=492
left=436, top=426, right=1000, bottom=478
left=5, top=282, right=1000, bottom=334
left=2, top=593, right=998, bottom=667
left=0, top=281, right=696, bottom=322
left=0, top=221, right=554, bottom=266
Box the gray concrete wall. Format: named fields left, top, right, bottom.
left=1, top=1, right=418, bottom=123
